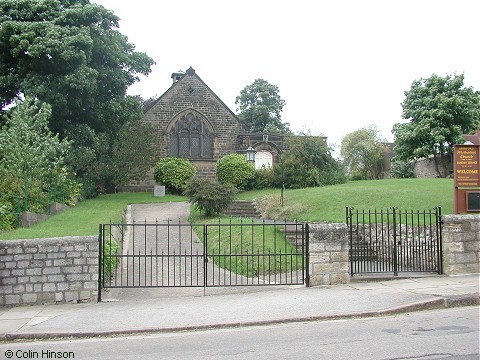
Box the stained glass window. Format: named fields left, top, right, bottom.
left=168, top=113, right=212, bottom=159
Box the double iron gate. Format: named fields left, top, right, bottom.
left=346, top=207, right=443, bottom=276
left=99, top=219, right=308, bottom=298
left=99, top=207, right=443, bottom=297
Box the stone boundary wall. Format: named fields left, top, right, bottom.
left=0, top=236, right=98, bottom=307
left=414, top=157, right=452, bottom=178
left=308, top=215, right=478, bottom=286
left=442, top=215, right=479, bottom=275
left=20, top=202, right=70, bottom=228
left=308, top=223, right=350, bottom=286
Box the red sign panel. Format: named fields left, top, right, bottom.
left=454, top=145, right=480, bottom=187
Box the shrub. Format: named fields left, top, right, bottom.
left=154, top=157, right=196, bottom=194
left=103, top=238, right=120, bottom=281
left=185, top=178, right=237, bottom=217
left=254, top=194, right=307, bottom=220
left=79, top=176, right=98, bottom=199
left=350, top=171, right=367, bottom=181
left=246, top=167, right=275, bottom=190
left=0, top=97, right=81, bottom=206
left=0, top=201, right=17, bottom=231
left=390, top=160, right=415, bottom=178
left=216, top=154, right=255, bottom=189
left=318, top=166, right=348, bottom=186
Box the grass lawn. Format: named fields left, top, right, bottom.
left=0, top=178, right=453, bottom=240
left=191, top=216, right=303, bottom=276
left=238, top=178, right=454, bottom=223
left=0, top=193, right=187, bottom=240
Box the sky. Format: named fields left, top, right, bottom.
left=93, top=0, right=480, bottom=154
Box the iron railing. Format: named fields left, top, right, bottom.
left=0, top=179, right=68, bottom=230
left=98, top=219, right=308, bottom=299
left=346, top=207, right=443, bottom=276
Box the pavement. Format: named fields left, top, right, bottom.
left=0, top=202, right=478, bottom=341
left=0, top=274, right=478, bottom=341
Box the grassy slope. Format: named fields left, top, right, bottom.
left=238, top=178, right=454, bottom=223
left=0, top=193, right=187, bottom=240
left=0, top=178, right=453, bottom=239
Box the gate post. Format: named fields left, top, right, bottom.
left=97, top=224, right=103, bottom=303
left=436, top=207, right=443, bottom=275
left=305, top=223, right=310, bottom=287
left=308, top=223, right=350, bottom=286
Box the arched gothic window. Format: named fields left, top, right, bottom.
left=169, top=113, right=213, bottom=159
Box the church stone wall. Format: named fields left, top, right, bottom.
left=142, top=68, right=246, bottom=162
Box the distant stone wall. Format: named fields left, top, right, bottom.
left=308, top=223, right=350, bottom=286
left=442, top=215, right=479, bottom=275
left=0, top=236, right=98, bottom=307
left=20, top=202, right=70, bottom=228
left=414, top=157, right=452, bottom=178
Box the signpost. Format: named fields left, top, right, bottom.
left=454, top=131, right=480, bottom=213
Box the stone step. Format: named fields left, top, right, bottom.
left=223, top=200, right=261, bottom=218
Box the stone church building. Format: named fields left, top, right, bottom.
left=124, top=67, right=289, bottom=191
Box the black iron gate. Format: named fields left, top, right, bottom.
left=99, top=219, right=308, bottom=297
left=346, top=207, right=443, bottom=276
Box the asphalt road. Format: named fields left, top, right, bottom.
left=1, top=307, right=478, bottom=360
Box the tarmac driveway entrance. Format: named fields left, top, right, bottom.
left=99, top=203, right=308, bottom=299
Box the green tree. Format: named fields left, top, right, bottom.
left=340, top=125, right=389, bottom=180
left=0, top=97, right=81, bottom=211
left=0, top=0, right=154, bottom=186
left=392, top=73, right=480, bottom=177
left=276, top=134, right=346, bottom=188
left=110, top=120, right=158, bottom=190
left=0, top=0, right=154, bottom=136
left=235, top=79, right=289, bottom=133
left=0, top=97, right=71, bottom=185
left=136, top=94, right=158, bottom=113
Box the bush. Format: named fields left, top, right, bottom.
left=350, top=171, right=367, bottom=181
left=254, top=194, right=307, bottom=220
left=246, top=167, right=276, bottom=190
left=0, top=201, right=17, bottom=231
left=103, top=238, right=120, bottom=281
left=390, top=160, right=415, bottom=178
left=79, top=176, right=98, bottom=199
left=318, top=166, right=348, bottom=186
left=216, top=154, right=255, bottom=189
left=185, top=178, right=237, bottom=217
left=154, top=157, right=196, bottom=194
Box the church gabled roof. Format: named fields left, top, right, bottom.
left=149, top=66, right=248, bottom=131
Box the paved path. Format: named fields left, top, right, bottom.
left=103, top=202, right=255, bottom=301
left=1, top=274, right=478, bottom=340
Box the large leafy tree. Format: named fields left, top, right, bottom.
left=0, top=97, right=81, bottom=210
left=0, top=0, right=153, bottom=136
left=110, top=120, right=157, bottom=191
left=341, top=125, right=389, bottom=180
left=235, top=78, right=289, bottom=133
left=275, top=133, right=346, bottom=188
left=392, top=73, right=480, bottom=177
left=0, top=0, right=154, bottom=186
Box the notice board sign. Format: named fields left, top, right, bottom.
left=454, top=145, right=479, bottom=187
